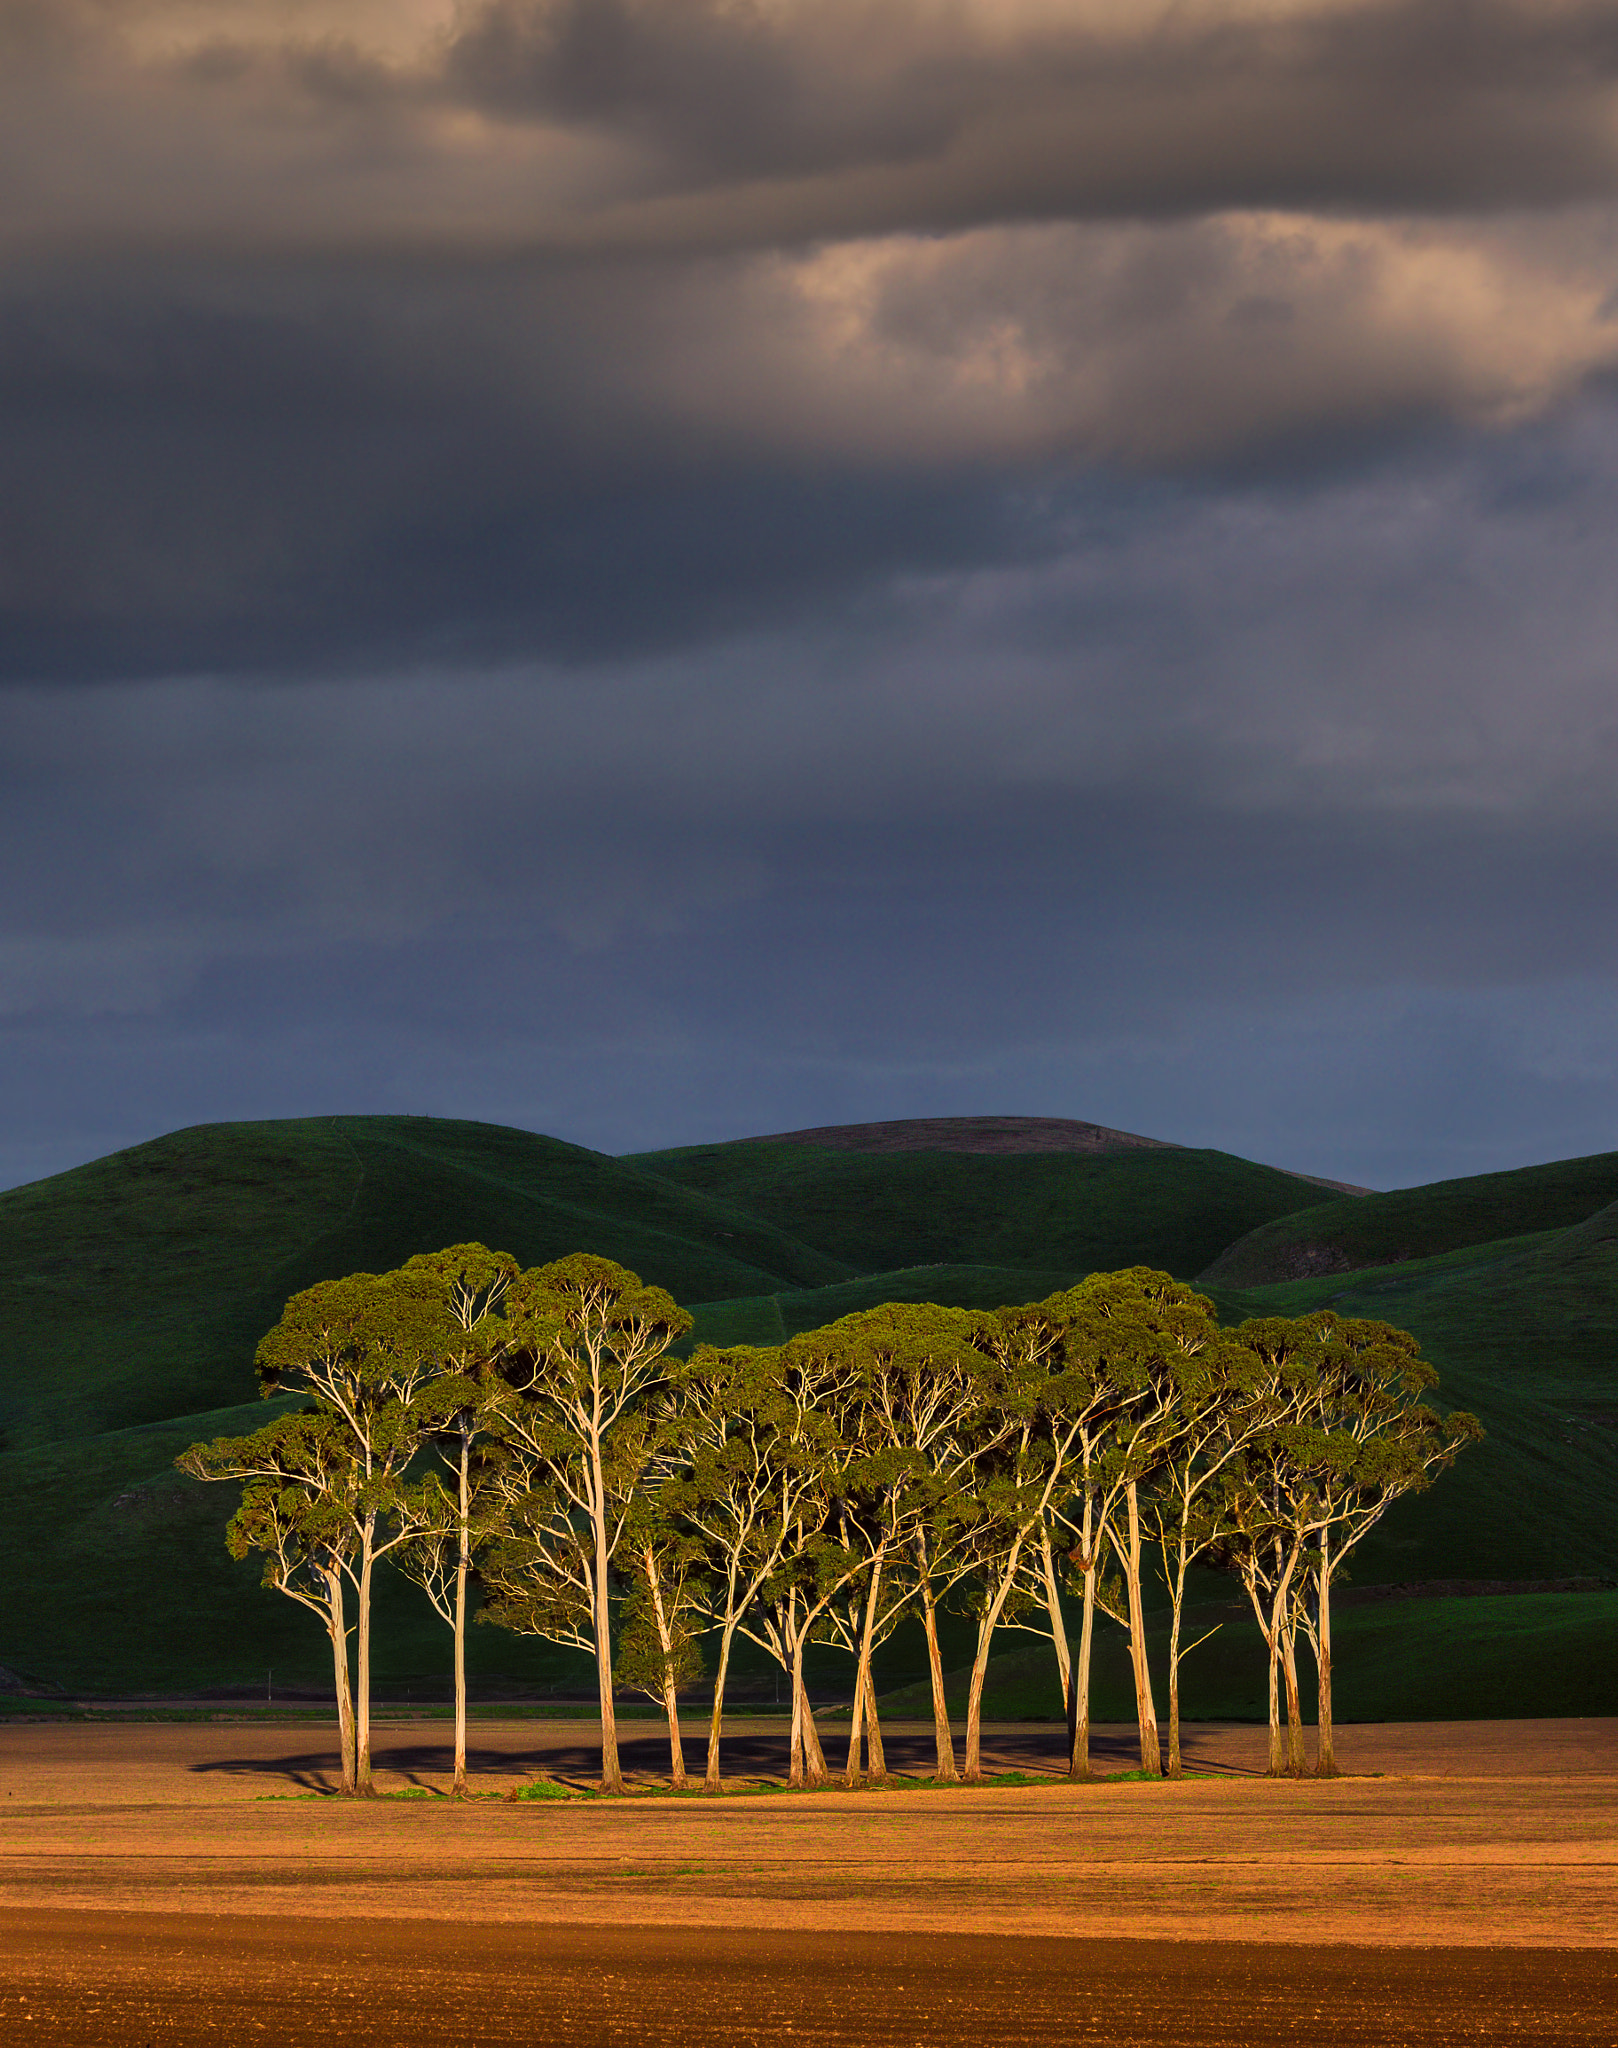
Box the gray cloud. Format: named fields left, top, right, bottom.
left=5, top=404, right=1618, bottom=1192
left=4, top=1, right=1618, bottom=687
left=444, top=0, right=1618, bottom=229
left=13, top=1, right=1618, bottom=247
left=4, top=0, right=1618, bottom=1195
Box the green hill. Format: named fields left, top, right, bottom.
left=627, top=1138, right=1347, bottom=1280
left=0, top=1116, right=851, bottom=1452
left=2, top=1114, right=1613, bottom=1709
left=1198, top=1150, right=1618, bottom=1287
left=685, top=1266, right=1087, bottom=1350
left=1199, top=1204, right=1618, bottom=1586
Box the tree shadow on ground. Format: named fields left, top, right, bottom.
left=186, top=1721, right=1258, bottom=1787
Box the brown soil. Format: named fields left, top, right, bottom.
left=2, top=1719, right=1613, bottom=2043
left=3, top=1913, right=1614, bottom=2046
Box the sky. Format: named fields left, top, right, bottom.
left=4, top=0, right=1618, bottom=1194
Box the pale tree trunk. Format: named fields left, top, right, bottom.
left=1281, top=1615, right=1307, bottom=1777
left=1163, top=1496, right=1196, bottom=1781
left=782, top=1598, right=829, bottom=1787
left=1165, top=1575, right=1185, bottom=1781
left=964, top=1548, right=1021, bottom=1783
left=918, top=1582, right=957, bottom=1781
left=355, top=1528, right=376, bottom=1795
left=1068, top=1504, right=1100, bottom=1782
left=1245, top=1543, right=1299, bottom=1779
left=589, top=1442, right=623, bottom=1794
left=1121, top=1484, right=1162, bottom=1776
left=661, top=1667, right=687, bottom=1788
left=643, top=1547, right=687, bottom=1788
left=865, top=1689, right=887, bottom=1779
left=963, top=1617, right=993, bottom=1783
left=857, top=1553, right=887, bottom=1781
left=787, top=1648, right=805, bottom=1789
left=843, top=1657, right=868, bottom=1786
left=1315, top=1552, right=1338, bottom=1779
left=843, top=1556, right=886, bottom=1785
left=1069, top=1565, right=1098, bottom=1780
left=325, top=1565, right=356, bottom=1796
left=705, top=1621, right=738, bottom=1792
left=452, top=1432, right=470, bottom=1797
left=801, top=1675, right=828, bottom=1787
left=1039, top=1530, right=1073, bottom=1731
left=1266, top=1624, right=1283, bottom=1775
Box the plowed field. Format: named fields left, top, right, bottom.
left=2, top=1717, right=1613, bottom=2043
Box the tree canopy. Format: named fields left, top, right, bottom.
left=180, top=1252, right=1479, bottom=1793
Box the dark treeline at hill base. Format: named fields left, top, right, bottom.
left=180, top=1249, right=1481, bottom=1797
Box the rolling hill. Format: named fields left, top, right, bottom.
left=626, top=1129, right=1354, bottom=1281
left=1198, top=1151, right=1618, bottom=1287
left=1, top=1113, right=1613, bottom=1709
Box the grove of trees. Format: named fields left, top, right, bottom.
left=179, top=1249, right=1481, bottom=1796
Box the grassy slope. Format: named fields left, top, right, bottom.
left=628, top=1141, right=1349, bottom=1280
left=1199, top=1150, right=1618, bottom=1286
left=5, top=1117, right=1615, bottom=1709
left=0, top=1116, right=853, bottom=1451
left=0, top=1113, right=852, bottom=1695
left=0, top=1399, right=587, bottom=1695
left=1201, top=1206, right=1618, bottom=1583
left=875, top=1590, right=1618, bottom=1726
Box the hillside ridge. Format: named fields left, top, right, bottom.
left=656, top=1115, right=1375, bottom=1197
left=743, top=1114, right=1175, bottom=1155
left=1199, top=1149, right=1618, bottom=1287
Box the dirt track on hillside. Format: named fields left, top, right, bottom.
left=2, top=1719, right=1613, bottom=2042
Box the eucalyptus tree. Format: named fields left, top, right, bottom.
left=1213, top=1318, right=1337, bottom=1775
left=952, top=1308, right=1117, bottom=1784
left=615, top=1500, right=708, bottom=1788
left=179, top=1409, right=360, bottom=1792
left=811, top=1303, right=999, bottom=1783
left=733, top=1326, right=867, bottom=1788
left=1142, top=1331, right=1283, bottom=1777
left=990, top=1285, right=1128, bottom=1780
left=1081, top=1270, right=1227, bottom=1776
left=1284, top=1315, right=1483, bottom=1775
left=479, top=1255, right=691, bottom=1793
left=747, top=1526, right=858, bottom=1788
left=653, top=1342, right=841, bottom=1792
left=186, top=1266, right=456, bottom=1791
left=818, top=1503, right=912, bottom=1786
left=393, top=1244, right=516, bottom=1794
left=992, top=1271, right=1220, bottom=1778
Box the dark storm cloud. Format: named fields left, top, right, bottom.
left=13, top=2, right=1618, bottom=248
left=3, top=0, right=1618, bottom=1194
left=4, top=215, right=1613, bottom=680
left=5, top=402, right=1617, bottom=1029
left=4, top=2, right=1618, bottom=683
